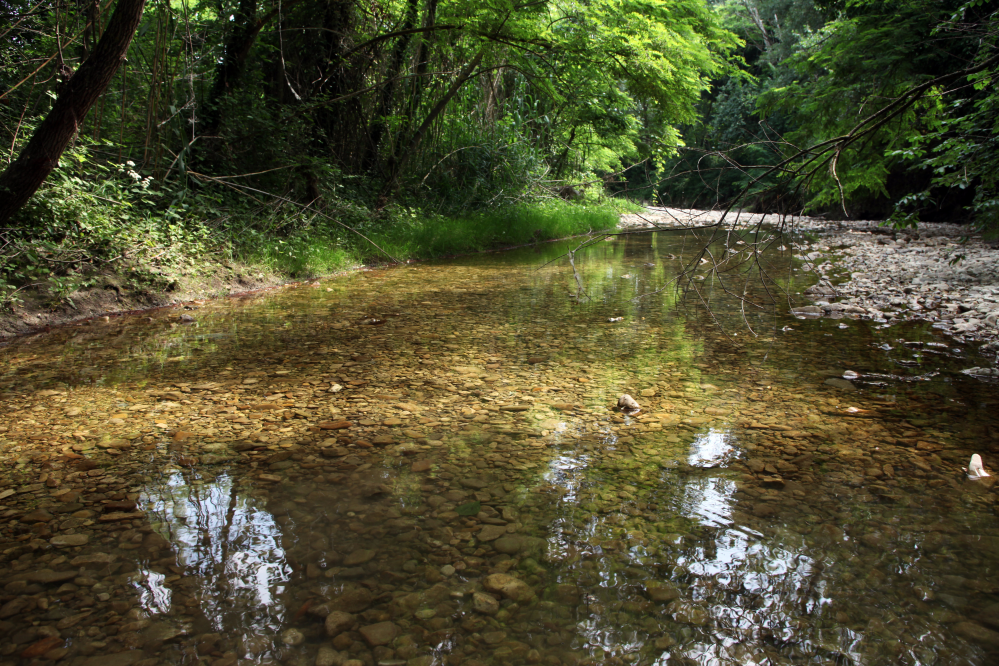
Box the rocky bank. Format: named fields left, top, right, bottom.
left=621, top=208, right=999, bottom=367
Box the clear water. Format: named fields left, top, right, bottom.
left=1, top=230, right=998, bottom=666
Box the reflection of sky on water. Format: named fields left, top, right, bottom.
left=687, top=428, right=734, bottom=468
left=140, top=472, right=290, bottom=656
left=535, top=429, right=865, bottom=665
left=132, top=569, right=171, bottom=614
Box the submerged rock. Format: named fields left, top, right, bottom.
left=483, top=573, right=535, bottom=603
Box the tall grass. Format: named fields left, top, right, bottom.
left=374, top=200, right=623, bottom=259
left=234, top=199, right=629, bottom=277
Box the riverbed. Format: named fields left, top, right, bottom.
left=1, top=228, right=998, bottom=666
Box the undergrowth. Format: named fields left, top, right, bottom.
left=0, top=154, right=634, bottom=312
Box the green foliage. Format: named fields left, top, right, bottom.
left=753, top=0, right=997, bottom=222
left=0, top=0, right=737, bottom=304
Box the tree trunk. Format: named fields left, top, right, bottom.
left=200, top=0, right=307, bottom=141
left=0, top=0, right=147, bottom=225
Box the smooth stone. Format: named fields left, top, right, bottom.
left=282, top=628, right=305, bottom=646
left=493, top=536, right=530, bottom=554
left=20, top=636, right=63, bottom=658
left=412, top=460, right=433, bottom=472
left=142, top=621, right=184, bottom=644
left=25, top=569, right=77, bottom=584
left=482, top=631, right=507, bottom=645
left=472, top=592, right=499, bottom=615
left=477, top=525, right=507, bottom=542
left=21, top=508, right=55, bottom=523
left=483, top=573, right=535, bottom=603
left=953, top=621, right=999, bottom=649
left=70, top=552, right=117, bottom=567
left=317, top=647, right=346, bottom=666
left=618, top=394, right=640, bottom=411
left=343, top=549, right=376, bottom=566
left=359, top=621, right=400, bottom=646
left=325, top=611, right=355, bottom=637
left=333, top=588, right=373, bottom=613
left=645, top=582, right=681, bottom=603
left=81, top=651, right=146, bottom=666
left=824, top=378, right=856, bottom=391
left=372, top=435, right=395, bottom=445
left=49, top=533, right=89, bottom=547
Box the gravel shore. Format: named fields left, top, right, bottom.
left=619, top=207, right=999, bottom=366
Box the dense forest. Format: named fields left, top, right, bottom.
left=0, top=0, right=997, bottom=309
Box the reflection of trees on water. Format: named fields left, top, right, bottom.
left=535, top=427, right=850, bottom=665
left=140, top=470, right=291, bottom=657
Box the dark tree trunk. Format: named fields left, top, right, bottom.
left=0, top=0, right=147, bottom=226
left=199, top=0, right=306, bottom=147
left=199, top=0, right=259, bottom=141
left=363, top=0, right=418, bottom=172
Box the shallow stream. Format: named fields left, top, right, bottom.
left=1, top=230, right=998, bottom=666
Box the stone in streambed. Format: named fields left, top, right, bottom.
left=282, top=628, right=305, bottom=646
left=49, top=534, right=89, bottom=547
left=483, top=573, right=535, bottom=603
left=953, top=622, right=999, bottom=649
left=343, top=549, right=375, bottom=566
left=618, top=394, right=641, bottom=412
left=325, top=611, right=355, bottom=637
left=25, top=569, right=78, bottom=584
left=316, top=646, right=347, bottom=666
left=473, top=592, right=500, bottom=615
left=20, top=636, right=62, bottom=658
left=21, top=508, right=55, bottom=523
left=477, top=525, right=507, bottom=541
left=332, top=587, right=373, bottom=613
left=81, top=652, right=146, bottom=666
left=359, top=621, right=399, bottom=646
left=645, top=582, right=680, bottom=603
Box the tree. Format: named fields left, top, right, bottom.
left=0, top=0, right=147, bottom=225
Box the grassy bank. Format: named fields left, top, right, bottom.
left=238, top=200, right=627, bottom=278
left=0, top=192, right=631, bottom=332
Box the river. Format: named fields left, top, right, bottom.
left=1, top=229, right=997, bottom=666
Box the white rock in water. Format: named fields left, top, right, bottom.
left=968, top=454, right=991, bottom=480
left=617, top=394, right=640, bottom=412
